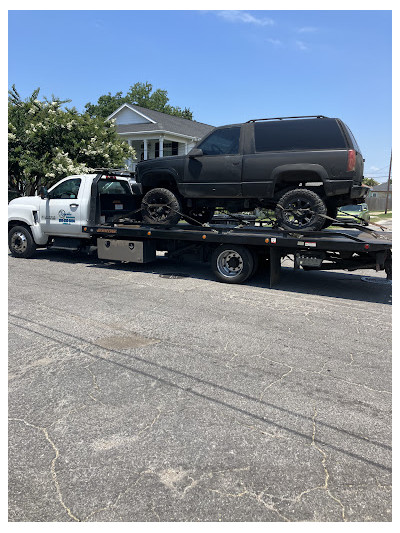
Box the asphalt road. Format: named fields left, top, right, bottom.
left=9, top=239, right=392, bottom=522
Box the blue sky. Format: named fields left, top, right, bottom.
left=8, top=10, right=392, bottom=181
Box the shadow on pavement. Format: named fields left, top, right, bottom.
left=15, top=248, right=392, bottom=306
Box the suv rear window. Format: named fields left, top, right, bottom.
left=98, top=179, right=131, bottom=195
left=254, top=118, right=347, bottom=152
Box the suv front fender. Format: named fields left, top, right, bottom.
left=139, top=168, right=180, bottom=190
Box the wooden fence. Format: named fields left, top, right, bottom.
left=365, top=196, right=392, bottom=212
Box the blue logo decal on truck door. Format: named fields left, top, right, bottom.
left=58, top=209, right=75, bottom=224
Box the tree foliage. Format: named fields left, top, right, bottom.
left=362, top=177, right=379, bottom=187
left=84, top=82, right=193, bottom=120
left=8, top=85, right=135, bottom=195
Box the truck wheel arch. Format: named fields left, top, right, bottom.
left=271, top=164, right=329, bottom=195
left=140, top=170, right=180, bottom=194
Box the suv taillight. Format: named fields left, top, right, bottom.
left=347, top=149, right=356, bottom=172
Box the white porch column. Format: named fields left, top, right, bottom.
left=185, top=142, right=188, bottom=155
left=159, top=136, right=164, bottom=158
left=143, top=139, right=148, bottom=160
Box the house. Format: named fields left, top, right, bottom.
left=365, top=180, right=392, bottom=211
left=107, top=103, right=214, bottom=170
left=368, top=181, right=392, bottom=199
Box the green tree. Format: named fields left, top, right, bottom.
left=362, top=177, right=379, bottom=187
left=8, top=85, right=135, bottom=195
left=85, top=82, right=193, bottom=120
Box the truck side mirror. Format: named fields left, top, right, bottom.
left=188, top=148, right=203, bottom=158
left=40, top=186, right=49, bottom=199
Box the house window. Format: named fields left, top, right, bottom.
left=155, top=141, right=178, bottom=157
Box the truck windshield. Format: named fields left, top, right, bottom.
left=98, top=179, right=131, bottom=195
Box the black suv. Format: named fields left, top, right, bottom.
left=135, top=115, right=368, bottom=230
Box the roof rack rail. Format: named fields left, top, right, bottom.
left=94, top=168, right=136, bottom=177
left=246, top=115, right=328, bottom=123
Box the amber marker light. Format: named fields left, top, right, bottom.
left=202, top=235, right=207, bottom=239
left=265, top=238, right=269, bottom=243
left=147, top=231, right=151, bottom=236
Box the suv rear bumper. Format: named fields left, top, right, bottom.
left=350, top=185, right=369, bottom=200
left=324, top=181, right=369, bottom=200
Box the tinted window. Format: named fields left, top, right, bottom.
left=342, top=123, right=360, bottom=152
left=198, top=127, right=241, bottom=155
left=50, top=178, right=81, bottom=199
left=98, top=179, right=131, bottom=195
left=254, top=119, right=346, bottom=152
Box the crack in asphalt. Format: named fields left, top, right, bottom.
left=9, top=418, right=80, bottom=522
left=296, top=409, right=347, bottom=521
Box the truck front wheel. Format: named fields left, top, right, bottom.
left=211, top=244, right=254, bottom=284
left=8, top=225, right=37, bottom=258
left=141, top=188, right=182, bottom=225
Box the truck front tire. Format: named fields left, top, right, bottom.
left=8, top=225, right=37, bottom=258
left=141, top=188, right=182, bottom=225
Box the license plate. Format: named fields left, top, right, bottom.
left=115, top=204, right=123, bottom=210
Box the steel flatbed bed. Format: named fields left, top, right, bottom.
left=82, top=221, right=392, bottom=287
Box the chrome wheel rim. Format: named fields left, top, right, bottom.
left=11, top=231, right=28, bottom=253
left=216, top=250, right=244, bottom=277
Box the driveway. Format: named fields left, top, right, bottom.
left=9, top=249, right=391, bottom=522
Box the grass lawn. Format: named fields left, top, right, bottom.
left=369, top=211, right=392, bottom=221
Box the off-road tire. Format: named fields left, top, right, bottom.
left=141, top=188, right=182, bottom=225
left=8, top=225, right=37, bottom=258
left=211, top=244, right=254, bottom=284
left=275, top=188, right=327, bottom=231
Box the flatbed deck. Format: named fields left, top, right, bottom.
left=83, top=221, right=392, bottom=252
left=82, top=221, right=392, bottom=287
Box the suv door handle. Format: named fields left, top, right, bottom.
left=232, top=161, right=240, bottom=166
left=70, top=203, right=79, bottom=208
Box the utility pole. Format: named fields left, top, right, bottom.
left=384, top=150, right=392, bottom=214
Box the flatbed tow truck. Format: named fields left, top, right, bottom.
left=9, top=169, right=392, bottom=287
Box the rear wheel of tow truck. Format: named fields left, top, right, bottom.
left=275, top=188, right=327, bottom=231
left=8, top=225, right=37, bottom=258
left=211, top=244, right=254, bottom=284
left=384, top=250, right=392, bottom=280
left=141, top=188, right=182, bottom=225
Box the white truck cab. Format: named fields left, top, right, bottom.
left=8, top=171, right=137, bottom=257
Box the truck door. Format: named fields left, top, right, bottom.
left=39, top=177, right=85, bottom=236
left=183, top=126, right=242, bottom=198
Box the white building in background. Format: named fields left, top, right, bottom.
left=107, top=103, right=214, bottom=170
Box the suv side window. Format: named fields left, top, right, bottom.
left=198, top=127, right=241, bottom=156
left=50, top=178, right=82, bottom=199
left=254, top=119, right=347, bottom=152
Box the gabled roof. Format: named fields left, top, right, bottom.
left=371, top=181, right=392, bottom=192
left=108, top=103, right=214, bottom=140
